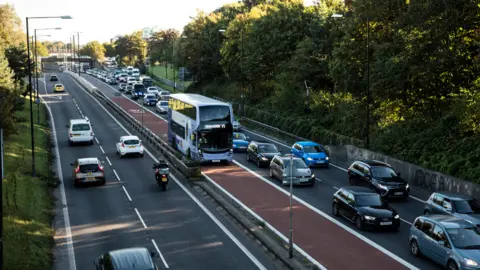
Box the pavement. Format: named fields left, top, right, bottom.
left=44, top=71, right=282, bottom=270
left=79, top=72, right=441, bottom=270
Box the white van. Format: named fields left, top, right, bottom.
left=67, top=117, right=94, bottom=145
left=132, top=68, right=140, bottom=78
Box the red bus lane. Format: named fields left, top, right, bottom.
left=101, top=90, right=409, bottom=269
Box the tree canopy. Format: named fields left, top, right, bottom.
left=80, top=41, right=106, bottom=61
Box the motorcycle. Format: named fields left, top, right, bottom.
left=152, top=160, right=170, bottom=191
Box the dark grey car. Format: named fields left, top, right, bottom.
left=94, top=247, right=158, bottom=270
left=424, top=192, right=480, bottom=226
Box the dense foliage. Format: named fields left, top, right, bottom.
left=177, top=0, right=480, bottom=182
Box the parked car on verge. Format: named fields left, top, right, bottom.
left=269, top=154, right=315, bottom=186
left=67, top=117, right=94, bottom=145
left=410, top=215, right=480, bottom=270
left=94, top=247, right=158, bottom=270
left=246, top=141, right=281, bottom=168
left=291, top=141, right=329, bottom=167
left=156, top=100, right=169, bottom=114
left=143, top=94, right=157, bottom=106
left=424, top=192, right=480, bottom=226
left=116, top=135, right=144, bottom=158
left=347, top=160, right=410, bottom=199
left=70, top=157, right=105, bottom=186
left=232, top=132, right=249, bottom=152
left=333, top=186, right=400, bottom=231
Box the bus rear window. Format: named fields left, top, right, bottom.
left=199, top=105, right=230, bottom=122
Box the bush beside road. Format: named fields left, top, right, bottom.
left=3, top=97, right=55, bottom=270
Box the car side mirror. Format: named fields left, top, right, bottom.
left=437, top=240, right=445, bottom=246
left=70, top=163, right=74, bottom=166
left=397, top=172, right=401, bottom=177
left=246, top=136, right=250, bottom=141
left=93, top=260, right=97, bottom=266
left=150, top=250, right=156, bottom=257
left=279, top=149, right=283, bottom=153
left=66, top=125, right=69, bottom=128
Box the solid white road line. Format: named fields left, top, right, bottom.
left=99, top=145, right=105, bottom=154
left=95, top=137, right=99, bottom=144
left=113, top=169, right=121, bottom=181
left=122, top=186, right=133, bottom=202
left=70, top=77, right=267, bottom=270
left=151, top=239, right=169, bottom=269
left=134, top=208, right=147, bottom=228
left=232, top=160, right=419, bottom=270
left=105, top=156, right=112, bottom=166
left=40, top=93, right=77, bottom=270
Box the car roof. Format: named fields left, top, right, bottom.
left=121, top=135, right=139, bottom=140
left=433, top=192, right=473, bottom=201
left=421, top=215, right=476, bottom=229
left=70, top=118, right=90, bottom=124
left=339, top=186, right=377, bottom=195
left=356, top=160, right=392, bottom=168
left=109, top=247, right=154, bottom=269
left=277, top=155, right=302, bottom=161
left=50, top=75, right=57, bottom=77
left=77, top=157, right=99, bottom=165
left=252, top=141, right=275, bottom=146
left=296, top=141, right=321, bottom=146
left=55, top=84, right=63, bottom=86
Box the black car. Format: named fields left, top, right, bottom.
left=246, top=141, right=281, bottom=168
left=94, top=247, right=158, bottom=270
left=347, top=160, right=410, bottom=199
left=332, top=187, right=401, bottom=231
left=49, top=75, right=58, bottom=81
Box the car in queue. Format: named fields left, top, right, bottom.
left=116, top=135, right=144, bottom=158
left=410, top=215, right=480, bottom=270
left=106, top=76, right=117, bottom=85
left=118, top=83, right=127, bottom=91
left=70, top=157, right=105, bottom=186
left=347, top=160, right=410, bottom=199
left=246, top=141, right=282, bottom=168
left=332, top=186, right=400, bottom=231
left=131, top=83, right=146, bottom=100
left=156, top=100, right=169, bottom=114
left=233, top=132, right=249, bottom=152
left=233, top=118, right=242, bottom=131
left=424, top=192, right=480, bottom=226
left=53, top=83, right=65, bottom=92
left=67, top=117, right=94, bottom=145
left=125, top=84, right=134, bottom=94
left=146, top=86, right=159, bottom=96
left=94, top=247, right=158, bottom=270
left=143, top=94, right=157, bottom=106
left=269, top=154, right=315, bottom=186
left=158, top=90, right=170, bottom=100
left=291, top=141, right=329, bottom=167
left=49, top=74, right=59, bottom=81
left=126, top=76, right=136, bottom=84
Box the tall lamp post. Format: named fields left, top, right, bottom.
left=35, top=27, right=61, bottom=123
left=25, top=15, right=72, bottom=177
left=332, top=13, right=370, bottom=148
left=72, top=32, right=82, bottom=76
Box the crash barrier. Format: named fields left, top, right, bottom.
left=65, top=71, right=202, bottom=180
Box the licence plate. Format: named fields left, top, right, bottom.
left=86, top=177, right=95, bottom=181
left=161, top=177, right=167, bottom=182
left=73, top=134, right=80, bottom=136
left=394, top=192, right=403, bottom=196
left=87, top=172, right=93, bottom=176
left=380, top=221, right=392, bottom=226
left=212, top=160, right=221, bottom=163
left=317, top=160, right=324, bottom=163
left=128, top=146, right=135, bottom=148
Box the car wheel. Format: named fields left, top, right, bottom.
left=69, top=140, right=73, bottom=146
left=256, top=159, right=261, bottom=168
left=246, top=153, right=250, bottom=162
left=424, top=210, right=430, bottom=215
left=98, top=179, right=106, bottom=186
left=73, top=179, right=80, bottom=187
left=332, top=203, right=339, bottom=216
left=447, top=260, right=458, bottom=270
left=355, top=216, right=364, bottom=230
left=410, top=240, right=421, bottom=257
left=90, top=140, right=94, bottom=145
left=269, top=168, right=274, bottom=178
left=140, top=153, right=144, bottom=157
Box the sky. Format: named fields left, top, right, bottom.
left=4, top=0, right=315, bottom=45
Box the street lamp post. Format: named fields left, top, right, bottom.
left=288, top=154, right=294, bottom=259
left=72, top=32, right=82, bottom=76
left=332, top=13, right=370, bottom=148
left=25, top=15, right=72, bottom=177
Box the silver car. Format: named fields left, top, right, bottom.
left=268, top=154, right=315, bottom=186
left=70, top=157, right=105, bottom=186
left=156, top=100, right=169, bottom=113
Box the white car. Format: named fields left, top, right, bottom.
left=67, top=117, right=94, bottom=145
left=158, top=91, right=170, bottom=100
left=233, top=120, right=242, bottom=131
left=116, top=135, right=144, bottom=158
left=146, top=87, right=159, bottom=96
left=156, top=100, right=169, bottom=113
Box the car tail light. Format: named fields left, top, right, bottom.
left=74, top=166, right=80, bottom=173
left=90, top=132, right=93, bottom=136
left=161, top=174, right=166, bottom=178
left=98, top=163, right=104, bottom=172
left=69, top=133, right=73, bottom=137
left=155, top=169, right=159, bottom=173
left=139, top=142, right=142, bottom=147
left=121, top=143, right=125, bottom=148
left=347, top=168, right=350, bottom=173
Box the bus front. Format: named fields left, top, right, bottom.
left=196, top=105, right=233, bottom=164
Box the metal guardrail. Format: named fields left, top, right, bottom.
left=65, top=70, right=202, bottom=179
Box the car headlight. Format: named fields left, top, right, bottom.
left=261, top=157, right=268, bottom=161
left=233, top=144, right=237, bottom=148
left=307, top=157, right=313, bottom=161
left=364, top=215, right=376, bottom=221
left=377, top=183, right=388, bottom=190
left=283, top=174, right=288, bottom=177
left=406, top=184, right=410, bottom=190
left=394, top=214, right=399, bottom=219
left=311, top=174, right=315, bottom=178
left=325, top=156, right=329, bottom=160
left=464, top=259, right=478, bottom=266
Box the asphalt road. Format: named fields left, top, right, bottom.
left=82, top=74, right=439, bottom=269
left=44, top=71, right=283, bottom=270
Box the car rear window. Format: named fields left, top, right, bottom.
left=72, top=124, right=90, bottom=131
left=124, top=139, right=140, bottom=145
left=79, top=164, right=99, bottom=173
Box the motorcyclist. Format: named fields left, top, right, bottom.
left=153, top=159, right=170, bottom=191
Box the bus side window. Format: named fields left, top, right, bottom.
left=191, top=133, right=196, bottom=141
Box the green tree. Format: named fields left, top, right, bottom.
left=0, top=49, right=18, bottom=138
left=114, top=32, right=146, bottom=66
left=4, top=45, right=28, bottom=83
left=103, top=42, right=115, bottom=57
left=0, top=4, right=24, bottom=49
left=80, top=41, right=106, bottom=61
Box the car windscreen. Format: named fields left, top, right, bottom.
left=303, top=145, right=326, bottom=153
left=356, top=194, right=383, bottom=207
left=453, top=199, right=480, bottom=214
left=79, top=164, right=98, bottom=173
left=124, top=139, right=140, bottom=145
left=233, top=133, right=247, bottom=140
left=258, top=144, right=278, bottom=153
left=447, top=227, right=480, bottom=249
left=134, top=85, right=145, bottom=91
left=55, top=84, right=63, bottom=87
left=146, top=95, right=156, bottom=99
left=283, top=159, right=308, bottom=169
left=370, top=166, right=398, bottom=179
left=199, top=105, right=230, bottom=122
left=71, top=124, right=90, bottom=131
left=160, top=101, right=168, bottom=106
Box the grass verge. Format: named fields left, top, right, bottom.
left=2, top=96, right=56, bottom=270
left=149, top=65, right=192, bottom=86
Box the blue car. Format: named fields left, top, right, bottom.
left=233, top=132, right=249, bottom=152
left=290, top=141, right=329, bottom=167
left=410, top=215, right=480, bottom=270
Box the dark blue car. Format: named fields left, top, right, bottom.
left=291, top=141, right=329, bottom=167
left=233, top=132, right=249, bottom=152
